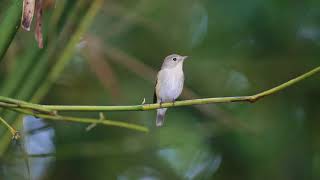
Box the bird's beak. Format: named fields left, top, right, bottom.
left=183, top=56, right=188, bottom=60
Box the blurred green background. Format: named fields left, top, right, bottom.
left=0, top=0, right=319, bottom=179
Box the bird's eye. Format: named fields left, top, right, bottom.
left=173, top=58, right=177, bottom=61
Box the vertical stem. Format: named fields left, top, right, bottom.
left=0, top=0, right=23, bottom=61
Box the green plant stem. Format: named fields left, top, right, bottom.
left=11, top=108, right=148, bottom=132
left=32, top=0, right=103, bottom=102
left=0, top=96, right=53, bottom=114
left=0, top=48, right=41, bottom=97
left=0, top=117, right=19, bottom=139
left=0, top=0, right=92, bottom=124
left=0, top=0, right=107, bottom=155
left=0, top=0, right=22, bottom=61
left=0, top=65, right=319, bottom=113
left=14, top=65, right=320, bottom=111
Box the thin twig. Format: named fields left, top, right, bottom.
left=8, top=108, right=148, bottom=132
left=0, top=117, right=20, bottom=139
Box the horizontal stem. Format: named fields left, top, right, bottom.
left=0, top=65, right=319, bottom=113
left=12, top=108, right=148, bottom=133
left=0, top=96, right=53, bottom=114
left=37, top=114, right=148, bottom=133
left=42, top=96, right=253, bottom=111
left=0, top=65, right=318, bottom=134
left=11, top=108, right=149, bottom=132
left=41, top=65, right=320, bottom=111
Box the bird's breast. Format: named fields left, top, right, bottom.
left=156, top=67, right=184, bottom=102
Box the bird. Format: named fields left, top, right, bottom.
left=153, top=54, right=188, bottom=127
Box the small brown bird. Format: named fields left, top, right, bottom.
left=154, top=54, right=188, bottom=127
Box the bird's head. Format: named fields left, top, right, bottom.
left=161, top=54, right=188, bottom=69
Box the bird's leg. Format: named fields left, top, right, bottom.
left=159, top=99, right=163, bottom=108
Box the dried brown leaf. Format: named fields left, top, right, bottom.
left=35, top=0, right=44, bottom=48
left=21, top=0, right=36, bottom=31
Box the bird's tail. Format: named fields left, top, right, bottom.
left=156, top=108, right=167, bottom=127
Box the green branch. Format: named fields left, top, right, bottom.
left=0, top=65, right=318, bottom=135
left=0, top=63, right=320, bottom=135
left=11, top=108, right=148, bottom=133
left=9, top=65, right=320, bottom=112
left=0, top=0, right=23, bottom=61
left=0, top=65, right=320, bottom=112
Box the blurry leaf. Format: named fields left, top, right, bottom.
left=156, top=119, right=222, bottom=179
left=85, top=37, right=121, bottom=99
left=188, top=2, right=208, bottom=48
left=118, top=166, right=161, bottom=180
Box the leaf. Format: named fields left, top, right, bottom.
left=21, top=0, right=36, bottom=31
left=35, top=0, right=44, bottom=48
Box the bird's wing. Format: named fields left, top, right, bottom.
left=153, top=78, right=157, bottom=103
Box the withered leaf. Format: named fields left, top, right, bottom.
left=21, top=0, right=36, bottom=31
left=35, top=0, right=44, bottom=48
